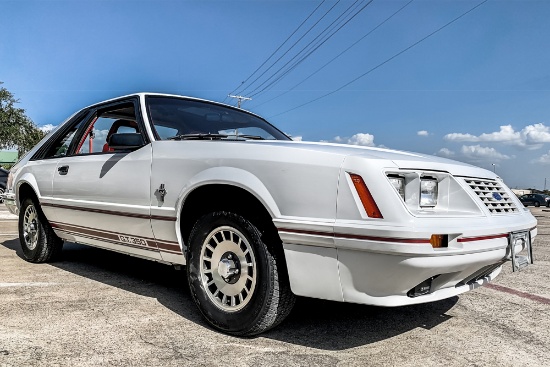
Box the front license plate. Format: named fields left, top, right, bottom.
left=508, top=230, right=533, bottom=272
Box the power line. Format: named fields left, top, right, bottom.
left=223, top=1, right=327, bottom=103
left=247, top=0, right=374, bottom=99
left=244, top=0, right=364, bottom=96
left=235, top=0, right=342, bottom=97
left=251, top=0, right=415, bottom=108
left=269, top=0, right=489, bottom=118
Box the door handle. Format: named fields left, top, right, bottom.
left=57, top=165, right=69, bottom=175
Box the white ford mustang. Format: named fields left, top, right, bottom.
left=2, top=93, right=536, bottom=335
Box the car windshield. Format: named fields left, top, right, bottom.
left=146, top=96, right=290, bottom=141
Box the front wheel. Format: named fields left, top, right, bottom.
left=535, top=201, right=541, bottom=207
left=18, top=198, right=63, bottom=263
left=186, top=211, right=295, bottom=336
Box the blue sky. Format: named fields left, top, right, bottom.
left=2, top=0, right=550, bottom=189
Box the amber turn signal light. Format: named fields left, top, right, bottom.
left=430, top=234, right=448, bottom=248
left=349, top=173, right=383, bottom=219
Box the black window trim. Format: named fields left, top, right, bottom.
left=31, top=109, right=94, bottom=161
left=70, top=97, right=149, bottom=157
left=31, top=96, right=149, bottom=160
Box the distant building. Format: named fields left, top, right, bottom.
left=512, top=189, right=532, bottom=196
left=0, top=151, right=18, bottom=167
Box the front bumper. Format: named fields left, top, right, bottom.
left=278, top=218, right=536, bottom=306
left=2, top=192, right=18, bottom=215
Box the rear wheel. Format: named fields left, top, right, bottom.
left=18, top=198, right=63, bottom=263
left=535, top=201, right=540, bottom=207
left=0, top=186, right=4, bottom=204
left=186, top=211, right=295, bottom=336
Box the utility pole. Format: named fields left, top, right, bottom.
left=545, top=178, right=547, bottom=191
left=228, top=95, right=252, bottom=108
left=491, top=163, right=496, bottom=173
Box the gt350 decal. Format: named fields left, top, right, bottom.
left=118, top=235, right=148, bottom=246
left=50, top=221, right=184, bottom=254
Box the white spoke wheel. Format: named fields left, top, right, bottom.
left=187, top=212, right=295, bottom=336
left=199, top=226, right=257, bottom=312
left=23, top=204, right=39, bottom=250
left=18, top=198, right=63, bottom=263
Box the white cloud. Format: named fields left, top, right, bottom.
left=478, top=125, right=520, bottom=142
left=417, top=130, right=429, bottom=136
left=522, top=123, right=550, bottom=144
left=332, top=133, right=376, bottom=147
left=39, top=124, right=57, bottom=133
left=444, top=123, right=550, bottom=149
left=348, top=133, right=375, bottom=146
left=444, top=125, right=519, bottom=143
left=460, top=145, right=510, bottom=161
left=436, top=148, right=455, bottom=157
left=534, top=150, right=550, bottom=164
left=285, top=132, right=303, bottom=141
left=443, top=132, right=479, bottom=142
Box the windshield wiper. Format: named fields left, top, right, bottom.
left=227, top=134, right=265, bottom=140
left=237, top=135, right=265, bottom=140
left=168, top=133, right=228, bottom=141
left=167, top=133, right=265, bottom=141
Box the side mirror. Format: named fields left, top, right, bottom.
left=107, top=133, right=145, bottom=151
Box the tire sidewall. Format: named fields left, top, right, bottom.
left=187, top=212, right=274, bottom=334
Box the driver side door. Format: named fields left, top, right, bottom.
left=45, top=98, right=162, bottom=260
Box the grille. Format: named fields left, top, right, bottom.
left=463, top=178, right=519, bottom=214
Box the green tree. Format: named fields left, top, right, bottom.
left=0, top=82, right=46, bottom=158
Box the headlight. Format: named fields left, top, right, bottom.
left=420, top=177, right=438, bottom=207
left=388, top=175, right=405, bottom=200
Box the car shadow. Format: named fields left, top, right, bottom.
left=264, top=296, right=455, bottom=350
left=1, top=239, right=457, bottom=350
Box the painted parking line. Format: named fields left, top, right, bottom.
left=0, top=283, right=57, bottom=287
left=486, top=283, right=550, bottom=305
left=0, top=215, right=17, bottom=220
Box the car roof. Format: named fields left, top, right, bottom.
left=82, top=93, right=265, bottom=121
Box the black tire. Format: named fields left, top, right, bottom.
left=18, top=198, right=63, bottom=263
left=186, top=211, right=295, bottom=336
left=0, top=186, right=4, bottom=204
left=535, top=201, right=540, bottom=207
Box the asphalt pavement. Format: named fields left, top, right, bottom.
left=1, top=204, right=549, bottom=366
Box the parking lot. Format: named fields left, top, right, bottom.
left=1, top=205, right=549, bottom=367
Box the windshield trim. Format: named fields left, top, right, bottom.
left=144, top=95, right=291, bottom=142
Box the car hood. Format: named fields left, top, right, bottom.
left=250, top=140, right=496, bottom=179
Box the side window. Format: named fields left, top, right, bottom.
left=75, top=103, right=139, bottom=155
left=44, top=117, right=87, bottom=158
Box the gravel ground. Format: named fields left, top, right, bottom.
left=1, top=205, right=549, bottom=366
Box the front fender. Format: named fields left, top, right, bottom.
left=16, top=173, right=42, bottom=204
left=175, top=166, right=281, bottom=219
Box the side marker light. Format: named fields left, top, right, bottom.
left=349, top=173, right=383, bottom=219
